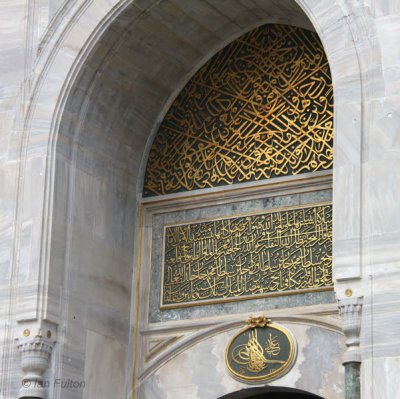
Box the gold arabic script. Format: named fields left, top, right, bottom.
left=232, top=330, right=285, bottom=373
left=162, top=204, right=333, bottom=307
left=144, top=24, right=333, bottom=196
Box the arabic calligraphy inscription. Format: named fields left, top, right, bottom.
left=161, top=204, right=333, bottom=308
left=144, top=24, right=333, bottom=196
left=226, top=320, right=296, bottom=382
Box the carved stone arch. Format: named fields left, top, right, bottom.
left=8, top=0, right=369, bottom=398
left=15, top=0, right=364, bottom=327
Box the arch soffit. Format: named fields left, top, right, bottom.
left=28, top=0, right=363, bottom=169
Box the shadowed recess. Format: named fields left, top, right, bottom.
left=218, top=386, right=325, bottom=399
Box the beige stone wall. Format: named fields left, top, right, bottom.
left=0, top=1, right=399, bottom=398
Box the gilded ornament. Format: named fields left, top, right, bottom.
left=225, top=319, right=296, bottom=382
left=246, top=316, right=271, bottom=328
left=144, top=24, right=333, bottom=196
left=345, top=288, right=353, bottom=297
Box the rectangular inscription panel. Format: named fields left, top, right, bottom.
left=161, top=204, right=332, bottom=308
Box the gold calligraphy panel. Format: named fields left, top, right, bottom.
left=161, top=204, right=332, bottom=308
left=144, top=24, right=333, bottom=196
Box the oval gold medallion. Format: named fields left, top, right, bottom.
left=225, top=318, right=296, bottom=383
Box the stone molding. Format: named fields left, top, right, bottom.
left=338, top=296, right=363, bottom=364
left=17, top=335, right=55, bottom=399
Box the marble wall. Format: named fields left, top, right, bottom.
left=0, top=1, right=399, bottom=399
left=0, top=1, right=34, bottom=397
left=139, top=323, right=345, bottom=399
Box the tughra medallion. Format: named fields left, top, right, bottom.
left=225, top=316, right=296, bottom=382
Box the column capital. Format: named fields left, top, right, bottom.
left=338, top=296, right=363, bottom=364
left=16, top=333, right=55, bottom=398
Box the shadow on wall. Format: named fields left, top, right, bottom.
left=218, top=386, right=325, bottom=399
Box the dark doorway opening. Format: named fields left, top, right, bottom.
left=218, top=386, right=325, bottom=399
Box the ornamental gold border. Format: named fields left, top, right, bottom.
left=225, top=322, right=297, bottom=383
left=132, top=205, right=144, bottom=399
left=159, top=201, right=333, bottom=310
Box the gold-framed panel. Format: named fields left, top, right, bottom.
left=160, top=202, right=333, bottom=309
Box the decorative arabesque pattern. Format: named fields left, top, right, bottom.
left=143, top=24, right=333, bottom=197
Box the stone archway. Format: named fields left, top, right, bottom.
left=3, top=1, right=371, bottom=398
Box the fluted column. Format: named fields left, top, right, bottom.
left=338, top=296, right=363, bottom=399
